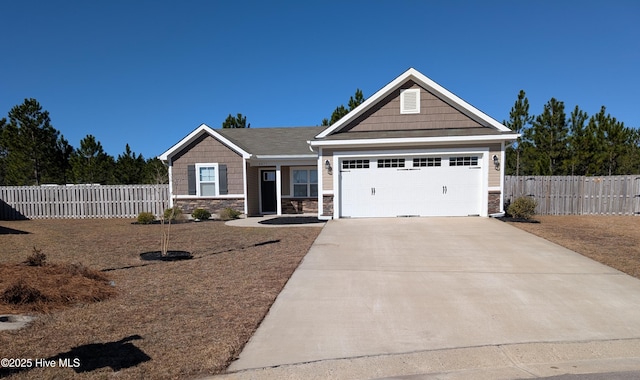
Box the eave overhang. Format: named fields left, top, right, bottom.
left=309, top=133, right=519, bottom=148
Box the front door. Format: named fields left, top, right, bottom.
left=260, top=170, right=277, bottom=213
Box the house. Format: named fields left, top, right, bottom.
left=158, top=68, right=519, bottom=219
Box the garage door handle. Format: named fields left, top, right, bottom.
left=371, top=187, right=376, bottom=195
left=443, top=186, right=447, bottom=194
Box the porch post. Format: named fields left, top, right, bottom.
left=276, top=164, right=282, bottom=215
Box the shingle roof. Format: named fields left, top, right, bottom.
left=217, top=126, right=324, bottom=156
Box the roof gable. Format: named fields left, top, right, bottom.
left=316, top=68, right=512, bottom=139
left=158, top=124, right=251, bottom=161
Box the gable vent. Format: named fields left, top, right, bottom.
left=400, top=88, right=420, bottom=114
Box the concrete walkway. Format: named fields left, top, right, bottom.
left=216, top=218, right=640, bottom=378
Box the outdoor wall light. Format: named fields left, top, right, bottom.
left=324, top=159, right=332, bottom=174
left=492, top=155, right=500, bottom=170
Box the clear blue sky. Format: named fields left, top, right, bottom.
left=2, top=1, right=639, bottom=159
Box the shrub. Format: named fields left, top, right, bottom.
left=192, top=208, right=211, bottom=220
left=219, top=207, right=242, bottom=221
left=163, top=207, right=184, bottom=221
left=25, top=247, right=47, bottom=267
left=137, top=212, right=156, bottom=224
left=507, top=196, right=538, bottom=219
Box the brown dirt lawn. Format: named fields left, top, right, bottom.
left=0, top=219, right=321, bottom=379
left=2, top=216, right=639, bottom=378
left=507, top=215, right=640, bottom=278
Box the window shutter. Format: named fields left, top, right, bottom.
left=219, top=164, right=228, bottom=195
left=187, top=165, right=196, bottom=195
left=400, top=89, right=420, bottom=114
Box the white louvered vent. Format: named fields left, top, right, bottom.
left=400, top=88, right=420, bottom=114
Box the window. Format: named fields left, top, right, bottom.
left=342, top=159, right=370, bottom=169
left=378, top=158, right=405, bottom=168
left=449, top=156, right=479, bottom=166
left=292, top=169, right=318, bottom=197
left=400, top=88, right=420, bottom=114
left=263, top=171, right=276, bottom=181
left=197, top=164, right=217, bottom=196
left=413, top=157, right=441, bottom=167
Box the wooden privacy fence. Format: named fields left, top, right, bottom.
left=0, top=184, right=170, bottom=220
left=504, top=175, right=640, bottom=215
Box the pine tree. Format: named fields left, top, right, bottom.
left=503, top=90, right=533, bottom=176
left=321, top=89, right=366, bottom=126
left=222, top=113, right=250, bottom=128
left=586, top=107, right=633, bottom=176
left=2, top=99, right=65, bottom=185
left=0, top=117, right=7, bottom=185
left=143, top=158, right=168, bottom=184
left=70, top=135, right=115, bottom=184
left=115, top=144, right=146, bottom=184
left=564, top=106, right=590, bottom=176
left=526, top=98, right=569, bottom=175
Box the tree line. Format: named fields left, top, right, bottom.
left=3, top=90, right=638, bottom=186
left=504, top=90, right=640, bottom=176
left=0, top=99, right=167, bottom=186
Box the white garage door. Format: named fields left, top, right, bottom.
left=339, top=155, right=482, bottom=218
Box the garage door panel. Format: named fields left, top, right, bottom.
left=339, top=155, right=483, bottom=218
left=340, top=168, right=374, bottom=217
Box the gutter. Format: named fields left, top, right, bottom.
left=309, top=134, right=519, bottom=148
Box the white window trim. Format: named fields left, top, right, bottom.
left=195, top=163, right=219, bottom=197
left=400, top=88, right=420, bottom=114
left=290, top=166, right=318, bottom=198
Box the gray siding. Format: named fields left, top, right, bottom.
left=281, top=166, right=291, bottom=196
left=171, top=134, right=244, bottom=196
left=246, top=165, right=259, bottom=215
left=341, top=81, right=482, bottom=133
left=488, top=144, right=502, bottom=188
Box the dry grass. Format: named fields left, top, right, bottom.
left=0, top=219, right=321, bottom=379
left=507, top=215, right=640, bottom=278
left=4, top=215, right=638, bottom=378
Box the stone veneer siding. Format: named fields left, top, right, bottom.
left=488, top=191, right=501, bottom=215
left=281, top=198, right=318, bottom=214
left=175, top=198, right=244, bottom=216
left=322, top=195, right=334, bottom=218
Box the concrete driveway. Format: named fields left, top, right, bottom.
left=227, top=217, right=640, bottom=374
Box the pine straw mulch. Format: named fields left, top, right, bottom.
left=0, top=262, right=116, bottom=313
left=506, top=215, right=640, bottom=279
left=0, top=219, right=322, bottom=379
